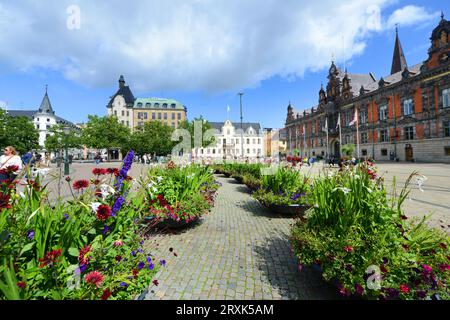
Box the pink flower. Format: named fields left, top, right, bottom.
left=85, top=271, right=104, bottom=288
left=355, top=283, right=364, bottom=295
left=439, top=264, right=450, bottom=272
left=423, top=264, right=433, bottom=275
left=399, top=284, right=410, bottom=294
left=113, top=240, right=123, bottom=247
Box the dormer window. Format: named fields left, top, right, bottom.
left=171, top=103, right=176, bottom=108
left=163, top=103, right=168, bottom=108
left=137, top=102, right=143, bottom=108
left=154, top=103, right=160, bottom=108
left=146, top=103, right=151, bottom=108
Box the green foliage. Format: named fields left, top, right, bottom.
left=0, top=110, right=39, bottom=154
left=178, top=116, right=216, bottom=149
left=291, top=162, right=450, bottom=300
left=44, top=125, right=82, bottom=153
left=341, top=143, right=356, bottom=157
left=129, top=121, right=175, bottom=156
left=81, top=115, right=130, bottom=156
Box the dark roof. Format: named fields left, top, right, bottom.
left=38, top=92, right=55, bottom=115
left=391, top=29, right=407, bottom=74
left=345, top=73, right=377, bottom=97
left=108, top=76, right=135, bottom=107
left=431, top=14, right=450, bottom=39
left=6, top=110, right=35, bottom=119
left=208, top=121, right=262, bottom=132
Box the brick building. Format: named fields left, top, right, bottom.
left=285, top=14, right=450, bottom=163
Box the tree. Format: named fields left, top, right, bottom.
left=129, top=121, right=175, bottom=156
left=177, top=116, right=216, bottom=157
left=0, top=110, right=39, bottom=154
left=81, top=115, right=130, bottom=160
left=341, top=143, right=356, bottom=158
left=45, top=124, right=82, bottom=154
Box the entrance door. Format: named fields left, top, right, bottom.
left=405, top=145, right=413, bottom=161
left=333, top=141, right=341, bottom=158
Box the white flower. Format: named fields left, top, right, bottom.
left=365, top=187, right=373, bottom=193
left=354, top=175, right=361, bottom=179
left=32, top=168, right=51, bottom=178
left=100, top=184, right=115, bottom=198
left=314, top=203, right=319, bottom=208
left=339, top=187, right=351, bottom=195
left=19, top=192, right=26, bottom=199
left=416, top=175, right=427, bottom=192
left=90, top=202, right=102, bottom=213
left=156, top=176, right=163, bottom=182
left=187, top=174, right=195, bottom=179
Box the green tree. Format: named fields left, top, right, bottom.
left=341, top=143, right=356, bottom=158
left=81, top=115, right=130, bottom=160
left=0, top=110, right=39, bottom=154
left=130, top=121, right=175, bottom=156
left=178, top=116, right=216, bottom=156
left=44, top=124, right=82, bottom=154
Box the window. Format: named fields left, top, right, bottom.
left=171, top=103, right=176, bottom=109
left=361, top=132, right=368, bottom=144
left=345, top=135, right=350, bottom=144
left=137, top=103, right=143, bottom=108
left=253, top=138, right=256, bottom=144
left=201, top=149, right=203, bottom=154
left=47, top=118, right=50, bottom=122
left=163, top=103, right=168, bottom=108
left=126, top=111, right=129, bottom=117
left=444, top=121, right=450, bottom=137
left=360, top=109, right=367, bottom=124
left=126, top=121, right=129, bottom=127
left=236, top=139, right=239, bottom=144
left=143, top=113, right=148, bottom=119
left=257, top=138, right=260, bottom=144
left=405, top=126, right=414, bottom=140
left=247, top=138, right=250, bottom=144
left=403, top=99, right=414, bottom=115
left=164, top=113, right=167, bottom=120
left=178, top=113, right=181, bottom=120
left=443, top=89, right=450, bottom=108
left=362, top=149, right=367, bottom=156
left=172, top=113, right=175, bottom=120
left=445, top=147, right=450, bottom=156
left=154, top=103, right=160, bottom=108
left=227, top=129, right=230, bottom=135
left=379, top=104, right=388, bottom=120
left=247, top=149, right=250, bottom=154
left=121, top=120, right=124, bottom=125
left=146, top=103, right=151, bottom=108
left=122, top=110, right=125, bottom=116
left=345, top=112, right=351, bottom=125
left=152, top=113, right=155, bottom=119
left=380, top=129, right=389, bottom=142
left=381, top=149, right=388, bottom=156
left=36, top=124, right=40, bottom=129
left=158, top=113, right=162, bottom=120
left=114, top=111, right=117, bottom=116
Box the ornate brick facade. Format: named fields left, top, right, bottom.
left=285, top=15, right=450, bottom=163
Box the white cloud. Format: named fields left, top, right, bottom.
left=386, top=5, right=439, bottom=29
left=0, top=101, right=6, bottom=110
left=0, top=1, right=439, bottom=93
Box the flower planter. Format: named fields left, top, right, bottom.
left=157, top=216, right=200, bottom=229
left=233, top=175, right=244, bottom=184
left=264, top=203, right=310, bottom=216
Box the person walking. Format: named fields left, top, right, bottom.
left=0, top=146, right=23, bottom=185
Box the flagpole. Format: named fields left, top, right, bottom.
left=338, top=113, right=342, bottom=158
left=326, top=118, right=329, bottom=160
left=356, top=109, right=360, bottom=160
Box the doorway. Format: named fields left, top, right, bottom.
left=405, top=144, right=413, bottom=161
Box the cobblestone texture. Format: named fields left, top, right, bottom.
left=141, top=175, right=339, bottom=300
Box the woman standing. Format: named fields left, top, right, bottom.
left=0, top=146, right=23, bottom=183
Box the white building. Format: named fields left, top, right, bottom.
left=193, top=120, right=265, bottom=160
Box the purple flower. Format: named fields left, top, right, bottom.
left=63, top=214, right=70, bottom=220
left=139, top=240, right=144, bottom=246
left=416, top=290, right=427, bottom=299
left=345, top=264, right=353, bottom=272
left=102, top=224, right=110, bottom=235
left=111, top=196, right=125, bottom=217
left=114, top=150, right=134, bottom=192
left=137, top=248, right=144, bottom=253
left=355, top=283, right=364, bottom=295
left=146, top=256, right=152, bottom=264
left=119, top=282, right=128, bottom=287
left=382, top=257, right=388, bottom=264
left=27, top=231, right=34, bottom=240
left=148, top=263, right=154, bottom=270
left=160, top=259, right=166, bottom=267
left=131, top=251, right=136, bottom=256
left=79, top=264, right=87, bottom=273
left=137, top=262, right=145, bottom=270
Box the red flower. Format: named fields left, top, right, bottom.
left=125, top=175, right=133, bottom=181
left=152, top=279, right=159, bottom=286
left=0, top=192, right=12, bottom=210
left=95, top=188, right=102, bottom=197
left=39, top=249, right=62, bottom=268
left=106, top=168, right=119, bottom=175
left=287, top=156, right=292, bottom=162
left=17, top=281, right=26, bottom=289
left=65, top=176, right=71, bottom=182
left=92, top=168, right=107, bottom=176
left=101, top=288, right=112, bottom=300
left=132, top=269, right=139, bottom=278
left=0, top=165, right=19, bottom=175
left=380, top=265, right=388, bottom=273
left=399, top=284, right=410, bottom=294
left=92, top=179, right=102, bottom=186
left=73, top=179, right=90, bottom=190
left=343, top=246, right=353, bottom=253
left=439, top=264, right=450, bottom=272
left=439, top=243, right=448, bottom=250
left=355, top=283, right=364, bottom=295
left=78, top=245, right=92, bottom=266
left=85, top=271, right=104, bottom=288
left=96, top=205, right=112, bottom=221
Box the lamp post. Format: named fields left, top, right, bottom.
left=238, top=92, right=244, bottom=159
left=63, top=125, right=70, bottom=175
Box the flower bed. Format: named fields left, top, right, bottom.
left=291, top=162, right=450, bottom=300
left=140, top=163, right=218, bottom=226
left=252, top=166, right=311, bottom=212
left=0, top=151, right=162, bottom=300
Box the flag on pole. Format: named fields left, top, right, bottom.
left=227, top=105, right=230, bottom=112
left=349, top=109, right=358, bottom=126
left=336, top=114, right=340, bottom=130
left=322, top=118, right=328, bottom=132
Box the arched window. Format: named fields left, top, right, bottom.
left=163, top=103, right=168, bottom=108
left=146, top=103, right=151, bottom=108
left=154, top=103, right=160, bottom=108
left=137, top=102, right=143, bottom=108
left=171, top=103, right=176, bottom=108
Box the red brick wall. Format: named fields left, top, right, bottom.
left=414, top=88, right=422, bottom=113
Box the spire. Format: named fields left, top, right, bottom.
left=119, top=75, right=125, bottom=88
left=391, top=26, right=407, bottom=74
left=441, top=11, right=445, bottom=21
left=38, top=87, right=55, bottom=115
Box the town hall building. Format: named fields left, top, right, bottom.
left=285, top=14, right=450, bottom=163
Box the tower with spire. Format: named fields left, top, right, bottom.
left=391, top=26, right=408, bottom=74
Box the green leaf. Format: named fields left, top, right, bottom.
left=20, top=242, right=35, bottom=256
left=68, top=247, right=79, bottom=257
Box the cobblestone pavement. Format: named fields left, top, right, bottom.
left=140, top=175, right=339, bottom=300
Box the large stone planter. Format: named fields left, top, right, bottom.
left=264, top=203, right=310, bottom=216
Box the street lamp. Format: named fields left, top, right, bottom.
left=238, top=92, right=244, bottom=159
left=63, top=125, right=70, bottom=175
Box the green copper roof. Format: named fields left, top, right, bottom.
left=134, top=97, right=185, bottom=110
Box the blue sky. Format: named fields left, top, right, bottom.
left=0, top=0, right=448, bottom=129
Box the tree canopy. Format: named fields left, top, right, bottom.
left=44, top=124, right=82, bottom=153
left=129, top=121, right=175, bottom=156
left=81, top=115, right=130, bottom=152
left=0, top=110, right=39, bottom=154
left=177, top=116, right=216, bottom=149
